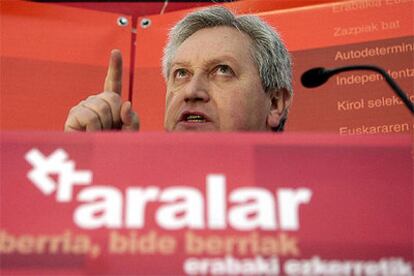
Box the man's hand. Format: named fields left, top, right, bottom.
left=64, top=49, right=139, bottom=132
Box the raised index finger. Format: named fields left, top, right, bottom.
left=104, top=49, right=123, bottom=95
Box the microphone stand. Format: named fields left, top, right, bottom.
left=302, top=65, right=414, bottom=114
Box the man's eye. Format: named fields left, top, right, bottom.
left=174, top=69, right=188, bottom=79
left=215, top=65, right=234, bottom=76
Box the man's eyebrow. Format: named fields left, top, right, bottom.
left=172, top=55, right=240, bottom=69
left=205, top=56, right=239, bottom=67
left=170, top=61, right=191, bottom=68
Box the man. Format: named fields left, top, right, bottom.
left=64, top=6, right=292, bottom=132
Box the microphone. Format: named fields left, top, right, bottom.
left=301, top=65, right=414, bottom=114
left=301, top=67, right=332, bottom=88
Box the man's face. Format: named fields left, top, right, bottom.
left=164, top=26, right=273, bottom=132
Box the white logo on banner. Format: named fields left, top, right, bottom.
left=25, top=148, right=312, bottom=231
left=25, top=148, right=92, bottom=202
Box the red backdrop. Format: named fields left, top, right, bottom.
left=1, top=0, right=412, bottom=133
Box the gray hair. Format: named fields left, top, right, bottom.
left=162, top=6, right=293, bottom=94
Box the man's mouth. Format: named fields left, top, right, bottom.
left=180, top=112, right=210, bottom=123
left=175, top=111, right=215, bottom=131
left=185, top=114, right=207, bottom=123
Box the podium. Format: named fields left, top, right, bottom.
left=1, top=132, right=412, bottom=275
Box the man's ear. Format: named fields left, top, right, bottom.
left=266, top=88, right=292, bottom=130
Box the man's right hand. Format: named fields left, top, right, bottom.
left=64, top=49, right=139, bottom=132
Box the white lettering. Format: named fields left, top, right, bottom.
left=25, top=150, right=312, bottom=232
left=125, top=187, right=160, bottom=228
left=74, top=186, right=122, bottom=229
left=229, top=188, right=277, bottom=230
left=207, top=174, right=226, bottom=229
left=278, top=189, right=312, bottom=230
left=156, top=187, right=204, bottom=229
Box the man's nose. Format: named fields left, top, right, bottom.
left=184, top=73, right=210, bottom=103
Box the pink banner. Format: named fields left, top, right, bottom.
left=0, top=132, right=412, bottom=275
